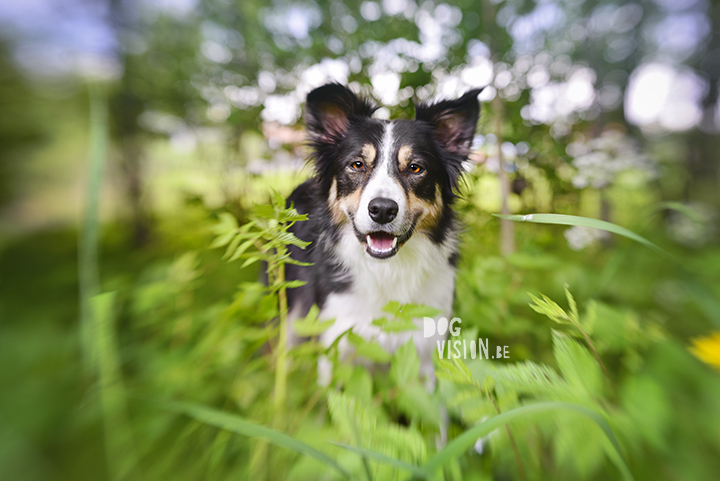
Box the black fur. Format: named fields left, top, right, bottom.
left=285, top=178, right=351, bottom=318
left=414, top=88, right=483, bottom=191
left=305, top=83, right=379, bottom=194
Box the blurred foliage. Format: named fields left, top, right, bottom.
left=3, top=166, right=720, bottom=479
left=2, top=0, right=720, bottom=480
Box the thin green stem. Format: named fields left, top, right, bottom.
left=79, top=83, right=108, bottom=372
left=79, top=83, right=141, bottom=481
left=273, top=246, right=289, bottom=425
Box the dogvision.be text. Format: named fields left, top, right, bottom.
left=423, top=317, right=510, bottom=360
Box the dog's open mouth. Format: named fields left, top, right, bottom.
left=364, top=231, right=400, bottom=259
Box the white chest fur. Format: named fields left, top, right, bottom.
left=319, top=226, right=456, bottom=378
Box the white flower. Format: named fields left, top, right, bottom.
left=665, top=203, right=717, bottom=248
left=569, top=130, right=657, bottom=189
left=564, top=226, right=610, bottom=251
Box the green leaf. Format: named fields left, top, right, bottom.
left=273, top=230, right=311, bottom=249
left=292, top=305, right=334, bottom=336
left=490, top=360, right=570, bottom=398
left=493, top=213, right=666, bottom=256
left=447, top=388, right=482, bottom=409
left=381, top=301, right=441, bottom=322
left=423, top=402, right=635, bottom=481
left=88, top=291, right=139, bottom=476
left=397, top=385, right=441, bottom=425
left=270, top=279, right=308, bottom=292
left=211, top=212, right=239, bottom=234
left=620, top=375, right=671, bottom=450
left=210, top=230, right=236, bottom=249
left=330, top=443, right=427, bottom=479
left=371, top=316, right=418, bottom=333
left=528, top=293, right=572, bottom=324
left=251, top=204, right=276, bottom=219
left=240, top=255, right=263, bottom=269
left=375, top=424, right=427, bottom=465
left=553, top=331, right=603, bottom=398
left=325, top=327, right=354, bottom=358
left=347, top=332, right=391, bottom=363
left=581, top=300, right=597, bottom=336
left=345, top=367, right=373, bottom=406
left=553, top=411, right=612, bottom=479
left=166, top=401, right=349, bottom=479
left=283, top=257, right=314, bottom=267
left=436, top=358, right=475, bottom=386
left=223, top=232, right=243, bottom=257
left=390, top=340, right=420, bottom=388
left=564, top=284, right=579, bottom=324
left=271, top=189, right=286, bottom=208
left=327, top=391, right=376, bottom=443
left=227, top=239, right=255, bottom=261
left=455, top=396, right=497, bottom=424
left=278, top=208, right=309, bottom=223
left=589, top=301, right=639, bottom=352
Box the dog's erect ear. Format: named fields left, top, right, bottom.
left=305, top=83, right=376, bottom=144
left=414, top=89, right=483, bottom=156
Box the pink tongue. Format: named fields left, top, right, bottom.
left=369, top=233, right=394, bottom=250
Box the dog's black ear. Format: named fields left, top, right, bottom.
left=305, top=83, right=376, bottom=144
left=414, top=89, right=483, bottom=156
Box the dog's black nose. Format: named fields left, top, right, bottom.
left=368, top=198, right=398, bottom=224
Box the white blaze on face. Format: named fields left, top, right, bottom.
left=356, top=121, right=406, bottom=233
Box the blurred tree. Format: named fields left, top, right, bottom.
left=0, top=43, right=49, bottom=210
left=73, top=0, right=720, bottom=247
left=106, top=0, right=205, bottom=246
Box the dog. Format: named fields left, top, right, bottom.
left=285, top=83, right=482, bottom=387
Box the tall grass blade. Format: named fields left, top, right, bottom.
left=651, top=201, right=705, bottom=222
left=493, top=213, right=666, bottom=256
left=91, top=292, right=141, bottom=481
left=166, top=401, right=350, bottom=479
left=423, top=402, right=634, bottom=481
left=330, top=443, right=428, bottom=479
left=79, top=83, right=109, bottom=372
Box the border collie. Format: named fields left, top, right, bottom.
left=285, top=83, right=482, bottom=386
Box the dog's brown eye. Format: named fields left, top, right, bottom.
left=350, top=161, right=365, bottom=171
left=408, top=163, right=424, bottom=174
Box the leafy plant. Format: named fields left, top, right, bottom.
left=211, top=191, right=311, bottom=423
left=172, top=214, right=642, bottom=481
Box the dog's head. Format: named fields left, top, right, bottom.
left=305, top=83, right=481, bottom=259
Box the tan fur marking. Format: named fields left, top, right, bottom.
left=328, top=178, right=344, bottom=224
left=328, top=178, right=338, bottom=203
left=337, top=188, right=362, bottom=225
left=415, top=184, right=444, bottom=232
left=328, top=177, right=363, bottom=226
left=398, top=145, right=413, bottom=171
left=361, top=143, right=377, bottom=168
